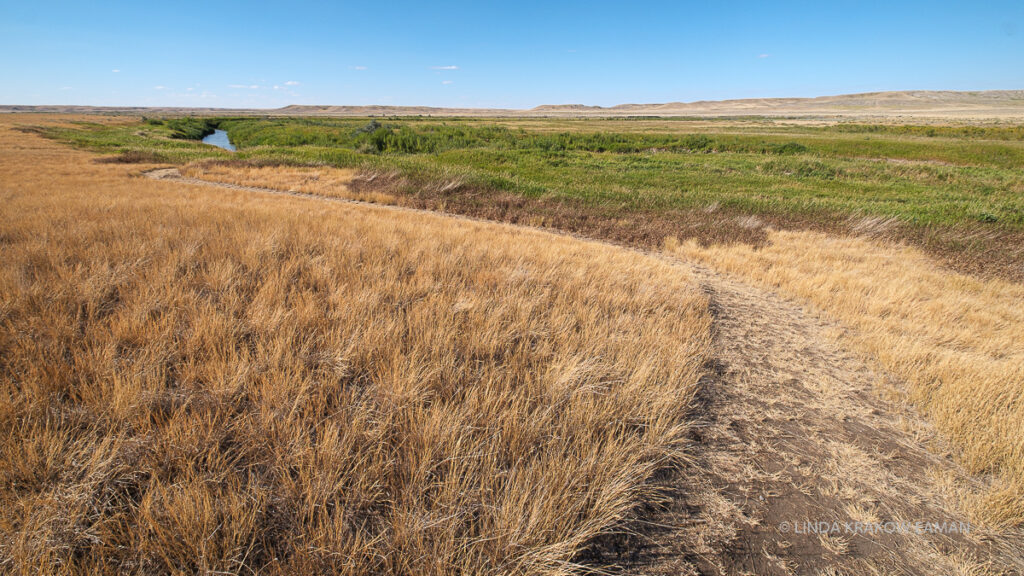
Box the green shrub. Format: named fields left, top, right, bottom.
left=773, top=142, right=809, bottom=155
left=165, top=118, right=217, bottom=140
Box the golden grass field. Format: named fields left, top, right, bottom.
left=180, top=136, right=1024, bottom=528
left=0, top=120, right=711, bottom=574
left=180, top=161, right=390, bottom=203
left=3, top=113, right=1024, bottom=574
left=670, top=230, right=1024, bottom=527
left=178, top=142, right=1024, bottom=529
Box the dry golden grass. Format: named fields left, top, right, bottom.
left=0, top=121, right=711, bottom=574
left=181, top=161, right=399, bottom=203
left=669, top=230, right=1024, bottom=526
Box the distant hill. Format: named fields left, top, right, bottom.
left=529, top=90, right=1024, bottom=117
left=5, top=90, right=1024, bottom=119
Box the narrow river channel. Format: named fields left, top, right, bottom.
left=202, top=129, right=235, bottom=151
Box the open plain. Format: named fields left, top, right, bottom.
left=2, top=102, right=1023, bottom=574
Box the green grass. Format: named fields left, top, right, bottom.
left=42, top=121, right=232, bottom=164
left=41, top=116, right=1024, bottom=229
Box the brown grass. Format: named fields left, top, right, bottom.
left=178, top=162, right=776, bottom=251
left=181, top=161, right=396, bottom=203
left=180, top=147, right=1024, bottom=529
left=184, top=157, right=1024, bottom=284
left=0, top=121, right=712, bottom=574
left=670, top=230, right=1024, bottom=526
left=95, top=150, right=168, bottom=164
left=154, top=132, right=1024, bottom=529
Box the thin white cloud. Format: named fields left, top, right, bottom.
left=111, top=69, right=120, bottom=73
left=153, top=85, right=166, bottom=90
left=441, top=80, right=453, bottom=85
left=284, top=80, right=300, bottom=86
left=757, top=53, right=770, bottom=59
left=228, top=84, right=260, bottom=89
left=351, top=65, right=368, bottom=71
left=430, top=65, right=458, bottom=70
left=59, top=86, right=72, bottom=91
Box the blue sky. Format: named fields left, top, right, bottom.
left=1, top=1, right=1022, bottom=108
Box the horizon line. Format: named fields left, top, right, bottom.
left=4, top=88, right=1024, bottom=112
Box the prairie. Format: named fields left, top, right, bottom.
left=0, top=119, right=711, bottom=574
left=7, top=111, right=1024, bottom=572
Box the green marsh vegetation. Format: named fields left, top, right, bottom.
left=42, top=115, right=1024, bottom=280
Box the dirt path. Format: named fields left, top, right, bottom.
left=604, top=267, right=1024, bottom=575
left=146, top=168, right=1023, bottom=574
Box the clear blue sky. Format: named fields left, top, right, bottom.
left=1, top=1, right=1022, bottom=109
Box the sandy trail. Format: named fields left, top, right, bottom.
left=147, top=168, right=1023, bottom=574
